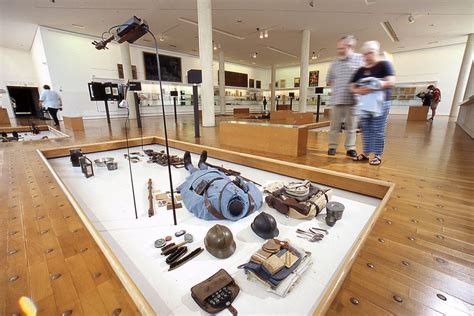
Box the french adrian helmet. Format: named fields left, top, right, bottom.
left=204, top=224, right=236, bottom=259
left=251, top=212, right=279, bottom=240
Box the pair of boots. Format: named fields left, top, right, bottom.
left=183, top=150, right=208, bottom=171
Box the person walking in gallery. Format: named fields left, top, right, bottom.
left=263, top=96, right=268, bottom=111
left=326, top=35, right=364, bottom=157
left=350, top=41, right=395, bottom=166
left=39, top=84, right=63, bottom=126
left=427, top=84, right=441, bottom=121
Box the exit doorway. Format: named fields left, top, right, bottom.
left=7, top=86, right=41, bottom=117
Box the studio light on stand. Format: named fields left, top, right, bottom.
left=93, top=16, right=179, bottom=225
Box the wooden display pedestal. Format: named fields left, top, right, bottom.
left=220, top=121, right=308, bottom=156
left=270, top=111, right=313, bottom=125
left=276, top=104, right=291, bottom=111
left=63, top=116, right=84, bottom=131
left=233, top=108, right=250, bottom=117
left=407, top=106, right=429, bottom=121
left=0, top=108, right=11, bottom=126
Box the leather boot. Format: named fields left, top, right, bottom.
left=198, top=150, right=208, bottom=169
left=183, top=151, right=192, bottom=171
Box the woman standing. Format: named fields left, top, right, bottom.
left=351, top=41, right=395, bottom=165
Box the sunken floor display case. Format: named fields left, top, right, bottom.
left=38, top=137, right=394, bottom=315
left=1, top=125, right=69, bottom=142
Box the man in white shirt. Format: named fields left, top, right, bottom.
left=39, top=85, right=62, bottom=126
left=326, top=35, right=364, bottom=157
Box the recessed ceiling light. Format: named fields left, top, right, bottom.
left=237, top=20, right=242, bottom=23
left=71, top=24, right=85, bottom=29
left=143, top=39, right=152, bottom=42
left=428, top=41, right=439, bottom=44
left=430, top=23, right=436, bottom=27
left=169, top=44, right=177, bottom=48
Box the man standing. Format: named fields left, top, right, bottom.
left=326, top=35, right=364, bottom=157
left=427, top=84, right=441, bottom=121
left=39, top=85, right=62, bottom=126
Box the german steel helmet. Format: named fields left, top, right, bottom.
left=251, top=212, right=279, bottom=240
left=204, top=224, right=236, bottom=259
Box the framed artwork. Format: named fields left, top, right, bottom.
left=280, top=79, right=286, bottom=89
left=249, top=79, right=255, bottom=88
left=131, top=65, right=137, bottom=79
left=275, top=81, right=279, bottom=88
left=118, top=64, right=138, bottom=80
left=294, top=77, right=300, bottom=88
left=309, top=70, right=319, bottom=87
left=117, top=64, right=124, bottom=79
left=144, top=52, right=182, bottom=82
left=256, top=80, right=261, bottom=89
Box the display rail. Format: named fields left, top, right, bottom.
left=37, top=136, right=394, bottom=315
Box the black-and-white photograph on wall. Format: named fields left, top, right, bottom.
left=256, top=80, right=261, bottom=89
left=249, top=79, right=254, bottom=88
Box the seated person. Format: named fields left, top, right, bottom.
left=177, top=151, right=262, bottom=221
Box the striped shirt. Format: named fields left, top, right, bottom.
left=326, top=53, right=364, bottom=105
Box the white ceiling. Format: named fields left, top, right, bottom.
left=0, top=0, right=473, bottom=67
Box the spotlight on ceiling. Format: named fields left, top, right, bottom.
left=159, top=35, right=165, bottom=42
left=213, top=42, right=217, bottom=50
left=309, top=0, right=314, bottom=7
left=264, top=30, right=268, bottom=38
left=408, top=14, right=415, bottom=23
left=259, top=31, right=264, bottom=39
left=251, top=52, right=258, bottom=58
left=311, top=51, right=317, bottom=60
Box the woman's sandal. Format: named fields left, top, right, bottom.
left=370, top=156, right=382, bottom=165
left=353, top=153, right=369, bottom=162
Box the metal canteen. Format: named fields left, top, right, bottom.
left=94, top=157, right=114, bottom=167
left=326, top=201, right=345, bottom=221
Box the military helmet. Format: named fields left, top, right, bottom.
left=204, top=224, right=236, bottom=259
left=251, top=212, right=279, bottom=240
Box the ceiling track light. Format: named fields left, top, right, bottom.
left=309, top=0, right=314, bottom=7
left=213, top=42, right=217, bottom=50
left=178, top=17, right=245, bottom=40
left=408, top=14, right=415, bottom=23
left=259, top=31, right=264, bottom=39
left=159, top=35, right=165, bottom=42
left=264, top=30, right=268, bottom=38
left=311, top=51, right=317, bottom=60
left=251, top=52, right=258, bottom=59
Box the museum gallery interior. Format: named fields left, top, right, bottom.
left=0, top=0, right=473, bottom=315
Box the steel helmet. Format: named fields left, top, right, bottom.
left=251, top=212, right=279, bottom=240
left=204, top=224, right=236, bottom=259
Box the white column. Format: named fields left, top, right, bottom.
left=271, top=64, right=276, bottom=111
left=464, top=60, right=474, bottom=99
left=197, top=0, right=215, bottom=126
left=219, top=50, right=226, bottom=115
left=450, top=33, right=474, bottom=117
left=120, top=42, right=137, bottom=119
left=298, top=29, right=311, bottom=112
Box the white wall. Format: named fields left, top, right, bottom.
left=391, top=44, right=465, bottom=115
left=0, top=46, right=38, bottom=117
left=39, top=26, right=270, bottom=119
left=31, top=28, right=51, bottom=91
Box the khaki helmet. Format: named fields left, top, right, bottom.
left=204, top=224, right=236, bottom=259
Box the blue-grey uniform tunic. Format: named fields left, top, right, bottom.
left=177, top=168, right=262, bottom=221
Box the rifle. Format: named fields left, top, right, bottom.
left=205, top=162, right=261, bottom=186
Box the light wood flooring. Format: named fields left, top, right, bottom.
left=1, top=114, right=473, bottom=315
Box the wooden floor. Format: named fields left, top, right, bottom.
left=1, top=114, right=473, bottom=315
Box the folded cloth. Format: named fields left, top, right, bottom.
left=267, top=253, right=313, bottom=297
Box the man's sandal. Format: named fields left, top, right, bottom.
left=353, top=153, right=369, bottom=162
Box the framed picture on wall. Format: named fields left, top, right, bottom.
left=118, top=64, right=138, bottom=79
left=117, top=64, right=124, bottom=79
left=132, top=65, right=137, bottom=79
left=280, top=79, right=286, bottom=89
left=256, top=80, right=261, bottom=89
left=294, top=77, right=300, bottom=88
left=249, top=78, right=255, bottom=88
left=309, top=70, right=319, bottom=87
